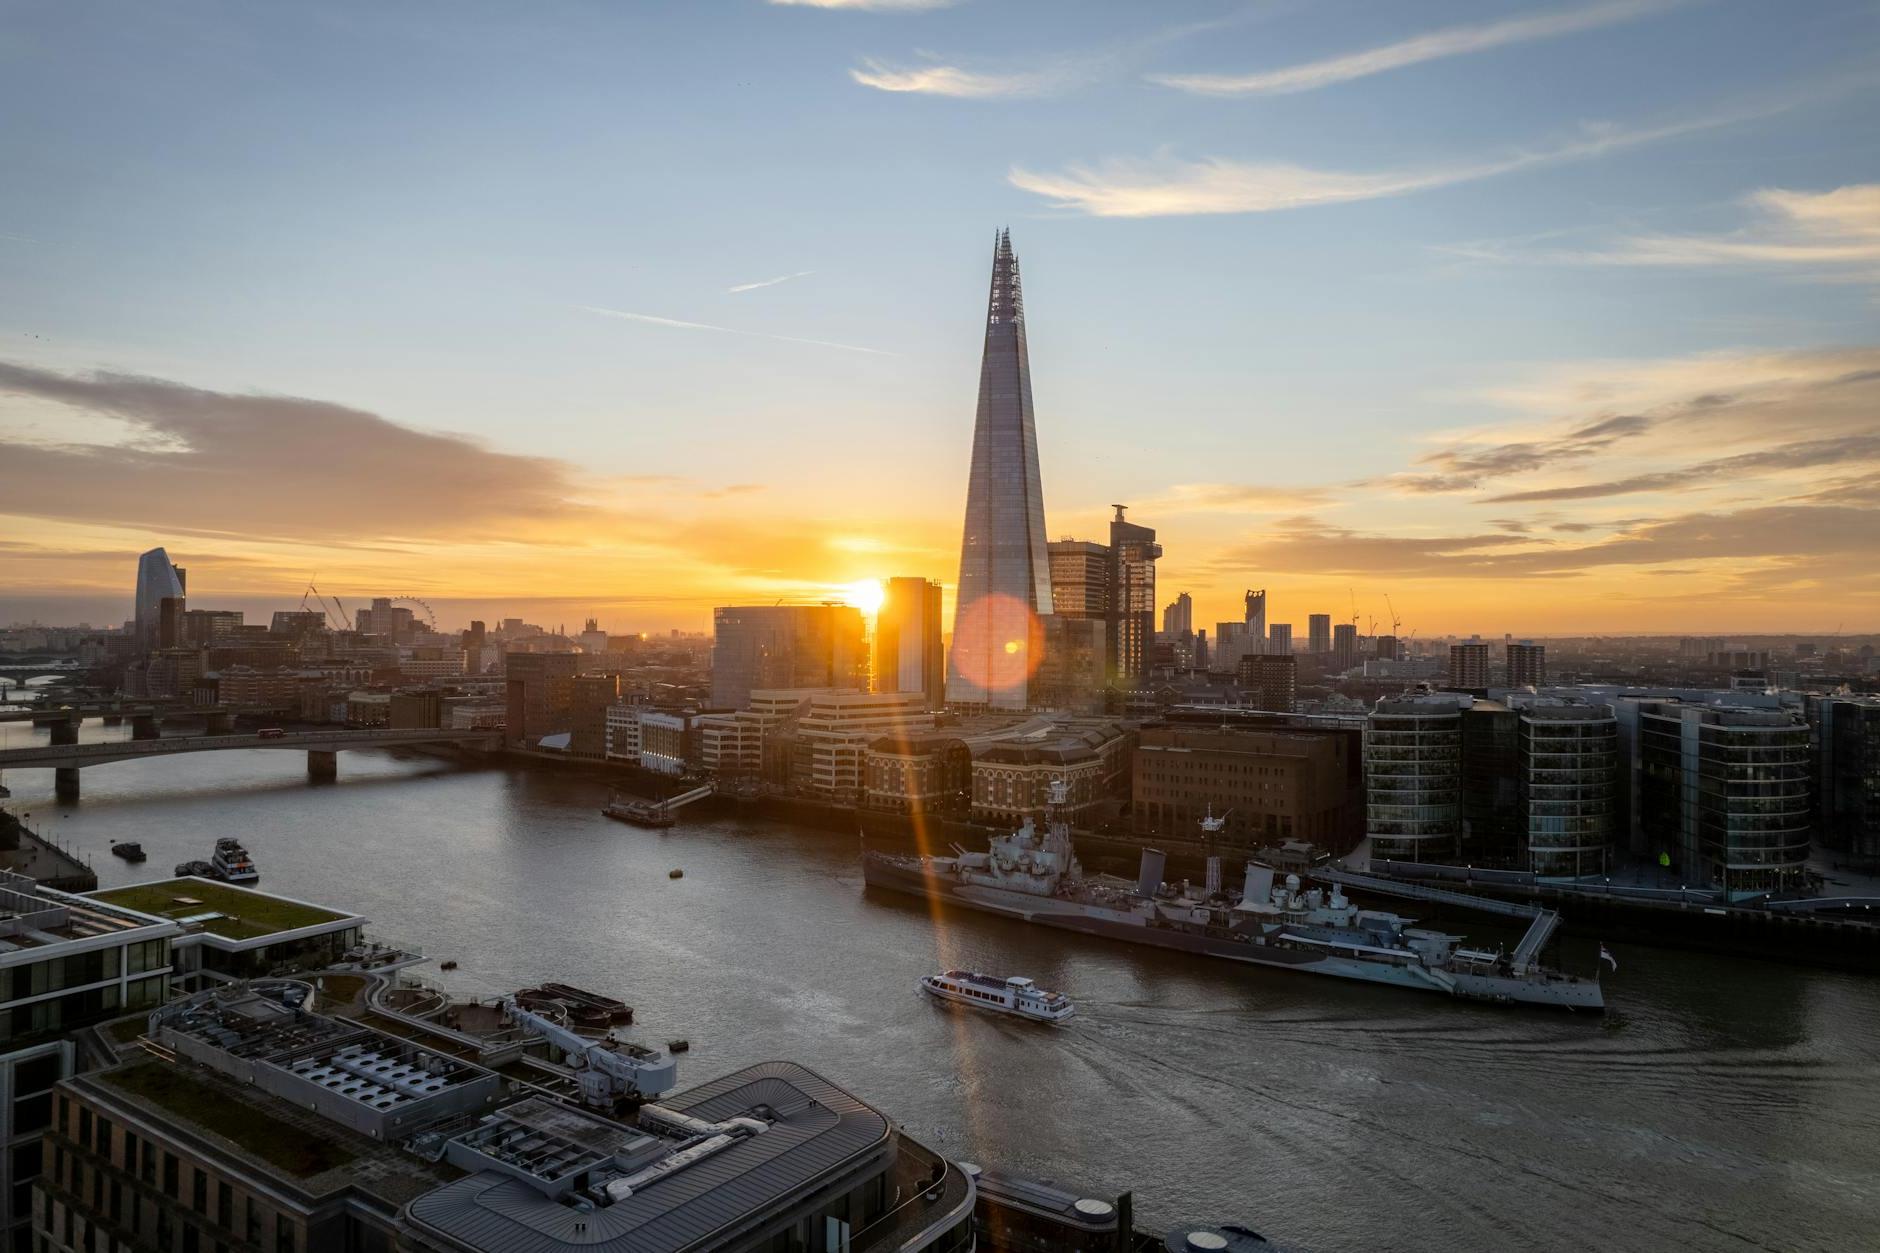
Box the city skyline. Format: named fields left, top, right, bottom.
left=4, top=2, right=1880, bottom=635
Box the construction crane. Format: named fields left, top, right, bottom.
left=298, top=581, right=352, bottom=630
left=1385, top=594, right=1403, bottom=640
left=501, top=998, right=677, bottom=1108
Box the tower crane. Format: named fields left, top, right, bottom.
left=501, top=998, right=677, bottom=1108
left=1385, top=594, right=1403, bottom=640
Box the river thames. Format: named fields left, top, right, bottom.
left=2, top=727, right=1876, bottom=1252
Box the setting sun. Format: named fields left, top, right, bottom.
left=841, top=578, right=885, bottom=616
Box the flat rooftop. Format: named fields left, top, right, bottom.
left=0, top=871, right=176, bottom=953
left=85, top=1061, right=451, bottom=1206
left=407, top=1061, right=894, bottom=1253
left=89, top=877, right=359, bottom=941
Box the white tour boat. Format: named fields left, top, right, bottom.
left=918, top=970, right=1074, bottom=1022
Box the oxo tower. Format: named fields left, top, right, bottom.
left=946, top=230, right=1052, bottom=709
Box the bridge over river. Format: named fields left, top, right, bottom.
left=0, top=727, right=499, bottom=798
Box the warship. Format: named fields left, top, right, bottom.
left=863, top=783, right=1603, bottom=1011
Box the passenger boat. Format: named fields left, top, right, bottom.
left=918, top=970, right=1075, bottom=1022
left=210, top=838, right=259, bottom=884
left=111, top=841, right=147, bottom=862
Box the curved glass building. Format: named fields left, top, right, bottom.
left=134, top=546, right=185, bottom=649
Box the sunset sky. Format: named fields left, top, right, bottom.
left=3, top=0, right=1878, bottom=637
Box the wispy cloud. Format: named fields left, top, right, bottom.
left=1142, top=482, right=1339, bottom=514
left=1443, top=183, right=1880, bottom=282
left=1151, top=0, right=1677, bottom=97
left=727, top=270, right=813, bottom=294
left=1010, top=115, right=1721, bottom=218
left=580, top=306, right=894, bottom=356
left=850, top=56, right=1080, bottom=99
left=770, top=0, right=954, bottom=10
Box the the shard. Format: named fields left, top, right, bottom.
left=945, top=230, right=1052, bottom=709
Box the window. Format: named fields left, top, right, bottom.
left=193, top=1169, right=208, bottom=1214
left=163, top=1153, right=178, bottom=1198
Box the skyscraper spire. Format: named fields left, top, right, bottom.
left=946, top=231, right=1052, bottom=709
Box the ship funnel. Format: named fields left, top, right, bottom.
left=1241, top=862, right=1274, bottom=908
left=1204, top=856, right=1222, bottom=897
left=1136, top=848, right=1166, bottom=899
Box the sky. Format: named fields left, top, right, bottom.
left=1, top=0, right=1878, bottom=638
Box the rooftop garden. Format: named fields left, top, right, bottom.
left=89, top=879, right=353, bottom=941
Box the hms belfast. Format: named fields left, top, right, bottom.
left=864, top=785, right=1605, bottom=1011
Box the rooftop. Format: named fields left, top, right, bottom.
left=0, top=870, right=176, bottom=954
left=406, top=1061, right=896, bottom=1253
left=89, top=877, right=359, bottom=941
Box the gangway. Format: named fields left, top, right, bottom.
left=663, top=783, right=714, bottom=812
left=1311, top=866, right=1563, bottom=976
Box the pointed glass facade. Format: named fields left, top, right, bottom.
left=946, top=231, right=1052, bottom=710
left=134, top=546, right=185, bottom=650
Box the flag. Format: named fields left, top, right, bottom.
left=1599, top=943, right=1618, bottom=972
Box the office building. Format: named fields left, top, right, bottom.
left=132, top=547, right=186, bottom=651
left=1033, top=616, right=1106, bottom=712
left=1507, top=641, right=1546, bottom=688
left=1635, top=701, right=1811, bottom=897
left=1306, top=614, right=1331, bottom=656
left=1449, top=641, right=1491, bottom=690
left=1268, top=623, right=1292, bottom=656
left=569, top=673, right=623, bottom=759
left=710, top=605, right=867, bottom=710
left=0, top=873, right=181, bottom=1250
left=947, top=230, right=1053, bottom=711
left=1235, top=654, right=1297, bottom=714
left=1816, top=697, right=1880, bottom=863
left=504, top=651, right=581, bottom=748
left=1365, top=698, right=1464, bottom=862
left=873, top=577, right=944, bottom=708
left=1047, top=541, right=1107, bottom=620
left=790, top=690, right=933, bottom=801
left=1518, top=703, right=1618, bottom=876
left=1107, top=506, right=1160, bottom=685
left=1331, top=623, right=1357, bottom=671
left=41, top=974, right=979, bottom=1253
left=1133, top=726, right=1357, bottom=849
left=639, top=710, right=699, bottom=776
left=1161, top=592, right=1193, bottom=638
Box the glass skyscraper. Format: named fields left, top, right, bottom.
left=133, top=546, right=185, bottom=650
left=946, top=230, right=1052, bottom=710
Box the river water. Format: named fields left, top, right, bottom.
left=2, top=726, right=1876, bottom=1252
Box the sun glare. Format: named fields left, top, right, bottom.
left=843, top=578, right=885, bottom=616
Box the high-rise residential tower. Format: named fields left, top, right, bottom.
left=133, top=546, right=185, bottom=651
left=947, top=230, right=1053, bottom=709
left=1307, top=613, right=1331, bottom=656
left=1245, top=589, right=1266, bottom=652
left=873, top=577, right=945, bottom=708
left=1161, top=592, right=1193, bottom=638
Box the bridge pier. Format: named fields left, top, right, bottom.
left=131, top=713, right=159, bottom=741
left=54, top=768, right=80, bottom=801
left=308, top=750, right=338, bottom=783
left=48, top=717, right=79, bottom=747
left=204, top=711, right=235, bottom=735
